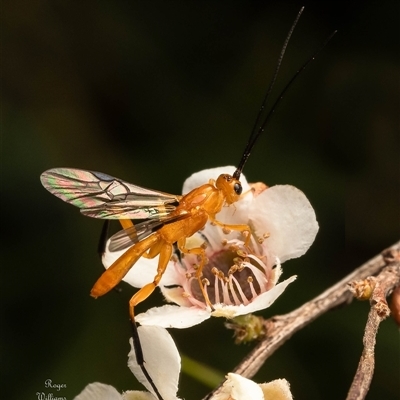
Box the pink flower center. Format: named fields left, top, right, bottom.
left=187, top=244, right=270, bottom=306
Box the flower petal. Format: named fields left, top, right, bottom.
left=211, top=276, right=296, bottom=319
left=214, top=373, right=264, bottom=400
left=123, top=391, right=156, bottom=400
left=233, top=276, right=297, bottom=316
left=128, top=326, right=180, bottom=400
left=259, top=378, right=293, bottom=400
left=250, top=185, right=318, bottom=262
left=136, top=305, right=211, bottom=328
left=74, top=382, right=123, bottom=400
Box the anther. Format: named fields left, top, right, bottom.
left=202, top=278, right=210, bottom=286
left=237, top=249, right=248, bottom=258
left=228, top=265, right=238, bottom=275
left=233, top=257, right=242, bottom=265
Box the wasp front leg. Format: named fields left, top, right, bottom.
left=209, top=216, right=252, bottom=247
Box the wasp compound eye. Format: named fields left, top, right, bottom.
left=234, top=183, right=242, bottom=195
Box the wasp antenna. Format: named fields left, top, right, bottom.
left=233, top=12, right=337, bottom=180
left=233, top=7, right=304, bottom=180
left=248, top=7, right=304, bottom=147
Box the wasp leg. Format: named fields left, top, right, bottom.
left=91, top=233, right=159, bottom=298
left=128, top=241, right=173, bottom=321
left=177, top=238, right=214, bottom=310
left=210, top=217, right=252, bottom=246
left=141, top=239, right=164, bottom=259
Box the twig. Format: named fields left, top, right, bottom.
left=346, top=249, right=400, bottom=400
left=204, top=241, right=400, bottom=400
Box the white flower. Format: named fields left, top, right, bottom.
left=214, top=373, right=293, bottom=400
left=103, top=166, right=318, bottom=328
left=74, top=326, right=180, bottom=400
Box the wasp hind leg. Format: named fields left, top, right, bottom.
left=128, top=241, right=173, bottom=321
left=177, top=238, right=215, bottom=310
left=128, top=240, right=172, bottom=400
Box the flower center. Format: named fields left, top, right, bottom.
left=189, top=244, right=268, bottom=306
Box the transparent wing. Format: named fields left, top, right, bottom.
left=40, top=168, right=181, bottom=219
left=108, top=213, right=191, bottom=252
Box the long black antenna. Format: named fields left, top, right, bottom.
left=233, top=10, right=336, bottom=180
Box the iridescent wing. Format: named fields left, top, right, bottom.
left=40, top=168, right=181, bottom=219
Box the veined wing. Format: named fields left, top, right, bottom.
left=40, top=168, right=181, bottom=219
left=108, top=212, right=190, bottom=253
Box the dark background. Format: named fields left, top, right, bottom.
left=2, top=1, right=399, bottom=399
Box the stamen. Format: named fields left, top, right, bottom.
left=202, top=278, right=210, bottom=286
left=247, top=276, right=258, bottom=299
left=230, top=275, right=250, bottom=305
left=243, top=258, right=269, bottom=292
left=222, top=280, right=232, bottom=305
left=221, top=238, right=228, bottom=246
left=214, top=273, right=220, bottom=304
left=228, top=275, right=241, bottom=304
left=222, top=227, right=231, bottom=235
left=201, top=279, right=214, bottom=310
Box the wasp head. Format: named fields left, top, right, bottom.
left=216, top=174, right=242, bottom=205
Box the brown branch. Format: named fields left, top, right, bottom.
left=346, top=250, right=400, bottom=400
left=204, top=241, right=400, bottom=400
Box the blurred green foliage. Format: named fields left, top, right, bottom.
left=2, top=1, right=398, bottom=399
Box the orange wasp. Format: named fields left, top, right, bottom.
left=40, top=167, right=251, bottom=319
left=41, top=7, right=334, bottom=324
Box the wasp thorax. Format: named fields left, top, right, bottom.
left=215, top=174, right=242, bottom=204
